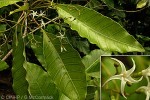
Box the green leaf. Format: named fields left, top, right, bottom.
left=12, top=33, right=29, bottom=99
left=23, top=62, right=59, bottom=100
left=82, top=49, right=110, bottom=78
left=42, top=29, right=87, bottom=100
left=56, top=4, right=145, bottom=53
left=9, top=3, right=29, bottom=15
left=136, top=0, right=148, bottom=8
left=0, top=60, right=9, bottom=71
left=0, top=0, right=21, bottom=8
left=82, top=49, right=110, bottom=72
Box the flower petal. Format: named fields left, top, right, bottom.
left=136, top=86, right=147, bottom=92
left=111, top=58, right=126, bottom=73
left=145, top=91, right=150, bottom=100
left=126, top=58, right=136, bottom=75
left=121, top=77, right=127, bottom=99
left=142, top=66, right=150, bottom=76
left=146, top=76, right=150, bottom=85
left=102, top=75, right=122, bottom=87
left=127, top=76, right=143, bottom=83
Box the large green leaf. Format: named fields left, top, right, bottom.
left=0, top=0, right=21, bottom=8
left=56, top=4, right=145, bottom=53
left=12, top=33, right=29, bottom=99
left=42, top=29, right=86, bottom=100
left=23, top=62, right=59, bottom=100
left=0, top=60, right=9, bottom=71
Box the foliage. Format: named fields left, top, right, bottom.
left=0, top=0, right=149, bottom=100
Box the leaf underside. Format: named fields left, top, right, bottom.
left=42, top=29, right=86, bottom=100
left=56, top=4, right=145, bottom=53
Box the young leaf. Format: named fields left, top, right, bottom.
left=0, top=60, right=9, bottom=71
left=56, top=4, right=145, bottom=53
left=136, top=0, right=148, bottom=8
left=23, top=62, right=59, bottom=100
left=42, top=29, right=87, bottom=100
left=0, top=0, right=21, bottom=8
left=12, top=33, right=29, bottom=99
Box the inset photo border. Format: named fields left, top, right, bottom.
left=100, top=56, right=150, bottom=100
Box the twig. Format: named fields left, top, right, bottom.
left=2, top=49, right=13, bottom=61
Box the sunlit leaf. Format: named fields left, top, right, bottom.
left=56, top=4, right=145, bottom=53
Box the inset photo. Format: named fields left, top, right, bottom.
left=101, top=56, right=150, bottom=100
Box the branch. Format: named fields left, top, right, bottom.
left=2, top=49, right=13, bottom=61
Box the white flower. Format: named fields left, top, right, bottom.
left=56, top=32, right=66, bottom=40
left=103, top=58, right=143, bottom=99
left=61, top=45, right=67, bottom=52
left=142, top=66, right=150, bottom=77
left=56, top=32, right=67, bottom=52
left=136, top=77, right=150, bottom=100
left=39, top=19, right=45, bottom=28
left=39, top=10, right=46, bottom=17
left=30, top=10, right=38, bottom=18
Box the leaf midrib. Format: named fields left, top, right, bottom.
left=85, top=58, right=99, bottom=72
left=43, top=31, right=80, bottom=99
